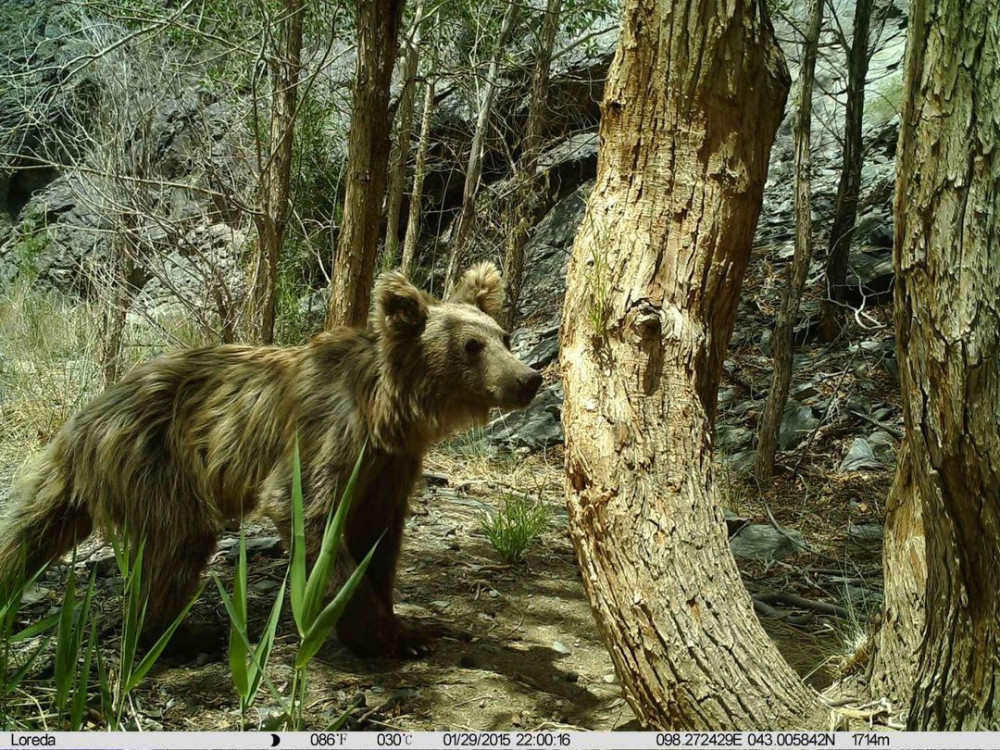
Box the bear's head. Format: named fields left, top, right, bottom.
left=373, top=263, right=543, bottom=437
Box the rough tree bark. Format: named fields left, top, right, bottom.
left=500, top=0, right=562, bottom=330
left=401, top=72, right=435, bottom=277
left=384, top=0, right=426, bottom=263
left=247, top=0, right=305, bottom=343
left=865, top=442, right=927, bottom=712
left=559, top=0, right=824, bottom=729
left=890, top=0, right=1000, bottom=729
left=326, top=0, right=407, bottom=330
left=442, top=0, right=520, bottom=292
left=819, top=0, right=872, bottom=341
left=753, top=0, right=823, bottom=482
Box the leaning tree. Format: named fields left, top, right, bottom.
left=558, top=0, right=825, bottom=729
left=873, top=0, right=1000, bottom=728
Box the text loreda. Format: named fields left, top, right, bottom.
left=9, top=735, right=56, bottom=747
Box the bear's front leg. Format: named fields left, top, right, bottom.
left=338, top=502, right=436, bottom=658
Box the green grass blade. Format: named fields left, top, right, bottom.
left=289, top=436, right=307, bottom=635
left=247, top=574, right=286, bottom=708
left=119, top=539, right=146, bottom=684
left=54, top=562, right=79, bottom=716
left=213, top=575, right=288, bottom=710
left=296, top=534, right=382, bottom=669
left=302, top=443, right=367, bottom=628
left=3, top=636, right=51, bottom=698
left=124, top=582, right=204, bottom=693
left=228, top=526, right=250, bottom=698
left=70, top=614, right=99, bottom=730
left=11, top=612, right=59, bottom=643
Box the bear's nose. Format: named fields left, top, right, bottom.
left=519, top=370, right=543, bottom=401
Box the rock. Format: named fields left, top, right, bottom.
left=718, top=425, right=753, bottom=451
left=868, top=222, right=894, bottom=248
left=516, top=182, right=592, bottom=326
left=845, top=247, right=895, bottom=304
left=722, top=450, right=755, bottom=475
left=730, top=524, right=805, bottom=561
left=839, top=438, right=882, bottom=472
left=868, top=430, right=897, bottom=460
left=251, top=579, right=280, bottom=594
left=522, top=327, right=560, bottom=370
left=724, top=511, right=751, bottom=537
left=779, top=404, right=820, bottom=451
left=848, top=524, right=884, bottom=544
left=551, top=640, right=571, bottom=655
left=487, top=382, right=563, bottom=451
left=219, top=535, right=282, bottom=560
left=535, top=133, right=599, bottom=196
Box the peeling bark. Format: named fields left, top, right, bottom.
left=892, top=0, right=1000, bottom=729
left=560, top=0, right=824, bottom=729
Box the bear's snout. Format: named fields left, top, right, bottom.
left=517, top=369, right=543, bottom=405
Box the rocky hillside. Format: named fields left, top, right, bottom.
left=1, top=0, right=908, bottom=460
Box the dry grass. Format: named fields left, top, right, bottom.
left=0, top=283, right=214, bottom=483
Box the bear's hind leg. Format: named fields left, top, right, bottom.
left=136, top=528, right=219, bottom=654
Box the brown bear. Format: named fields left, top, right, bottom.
left=0, top=262, right=542, bottom=657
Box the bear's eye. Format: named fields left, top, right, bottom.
left=465, top=338, right=485, bottom=356
left=502, top=334, right=511, bottom=350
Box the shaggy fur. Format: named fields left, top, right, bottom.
left=0, top=264, right=542, bottom=657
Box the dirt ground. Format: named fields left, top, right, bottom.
left=1, top=268, right=899, bottom=731
left=6, top=430, right=892, bottom=731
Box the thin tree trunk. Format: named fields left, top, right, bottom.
left=442, top=0, right=519, bottom=292
left=753, top=0, right=823, bottom=482
left=384, top=0, right=426, bottom=263
left=248, top=0, right=305, bottom=343
left=327, top=0, right=407, bottom=330
left=560, top=0, right=824, bottom=729
left=819, top=0, right=872, bottom=341
left=500, top=0, right=562, bottom=330
left=401, top=73, right=435, bottom=277
left=891, top=0, right=1000, bottom=728
left=866, top=441, right=926, bottom=712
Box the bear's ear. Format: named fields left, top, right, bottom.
left=374, top=271, right=429, bottom=336
left=448, top=262, right=504, bottom=320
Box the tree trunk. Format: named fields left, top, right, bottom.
left=500, top=0, right=562, bottom=330
left=384, top=0, right=426, bottom=264
left=753, top=0, right=823, bottom=482
left=865, top=441, right=927, bottom=713
left=401, top=73, right=435, bottom=277
left=891, top=0, right=1000, bottom=728
left=819, top=0, right=872, bottom=341
left=442, top=0, right=519, bottom=292
left=327, top=0, right=407, bottom=330
left=248, top=0, right=305, bottom=344
left=560, top=0, right=823, bottom=730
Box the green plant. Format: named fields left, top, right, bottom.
left=216, top=439, right=377, bottom=730
left=108, top=536, right=204, bottom=728
left=480, top=493, right=550, bottom=564
left=215, top=524, right=286, bottom=729
left=0, top=556, right=59, bottom=729
left=53, top=555, right=99, bottom=729
left=586, top=248, right=612, bottom=336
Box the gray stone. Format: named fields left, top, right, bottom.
left=839, top=438, right=882, bottom=472
left=779, top=404, right=820, bottom=451
left=487, top=382, right=563, bottom=451
left=730, top=524, right=805, bottom=561
left=718, top=425, right=753, bottom=451
left=868, top=430, right=897, bottom=460
left=848, top=523, right=884, bottom=544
